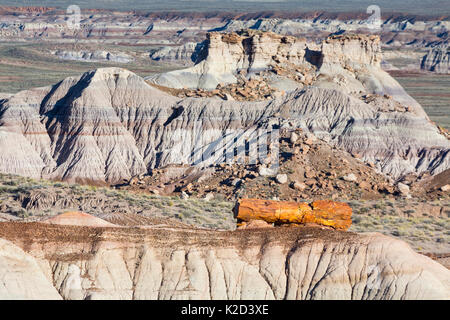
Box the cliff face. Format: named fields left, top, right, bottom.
left=0, top=238, right=61, bottom=299
left=150, top=42, right=207, bottom=66
left=0, top=223, right=449, bottom=300
left=148, top=32, right=426, bottom=118
left=0, top=9, right=447, bottom=49
left=321, top=34, right=382, bottom=67
left=148, top=31, right=308, bottom=90
left=421, top=46, right=450, bottom=73
left=0, top=67, right=448, bottom=184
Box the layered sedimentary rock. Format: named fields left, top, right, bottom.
left=54, top=50, right=133, bottom=63
left=0, top=66, right=448, bottom=184
left=147, top=31, right=308, bottom=89
left=148, top=32, right=427, bottom=118
left=150, top=41, right=207, bottom=66
left=421, top=46, right=449, bottom=73
left=0, top=238, right=62, bottom=300
left=0, top=9, right=447, bottom=49
left=218, top=16, right=450, bottom=49
left=235, top=199, right=352, bottom=230
left=0, top=222, right=449, bottom=300
left=319, top=34, right=382, bottom=66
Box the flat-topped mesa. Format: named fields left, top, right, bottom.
left=235, top=199, right=352, bottom=230
left=207, top=30, right=306, bottom=71
left=147, top=31, right=389, bottom=97
left=321, top=34, right=382, bottom=67
left=147, top=30, right=309, bottom=90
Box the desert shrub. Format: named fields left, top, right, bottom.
left=359, top=207, right=370, bottom=214
left=434, top=219, right=448, bottom=228
left=16, top=208, right=29, bottom=218
left=391, top=230, right=400, bottom=236
left=161, top=209, right=172, bottom=216
left=174, top=213, right=183, bottom=220
left=352, top=216, right=363, bottom=224
left=385, top=201, right=394, bottom=207
left=0, top=186, right=12, bottom=193
left=181, top=209, right=192, bottom=218
left=373, top=203, right=384, bottom=210
left=361, top=222, right=374, bottom=228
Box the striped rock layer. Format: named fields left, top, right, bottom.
left=0, top=223, right=449, bottom=300
left=0, top=67, right=448, bottom=184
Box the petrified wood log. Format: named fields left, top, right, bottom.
left=235, top=199, right=352, bottom=230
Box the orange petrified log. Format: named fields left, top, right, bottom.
left=310, top=200, right=353, bottom=230
left=235, top=199, right=352, bottom=230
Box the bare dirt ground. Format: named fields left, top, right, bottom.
left=0, top=221, right=364, bottom=255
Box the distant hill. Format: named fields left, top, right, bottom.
left=0, top=0, right=449, bottom=15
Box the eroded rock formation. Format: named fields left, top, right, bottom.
left=150, top=41, right=207, bottom=66
left=0, top=66, right=448, bottom=184
left=54, top=50, right=133, bottom=63
left=0, top=222, right=448, bottom=300
left=421, top=46, right=449, bottom=73
left=148, top=32, right=426, bottom=118
left=147, top=30, right=309, bottom=90
left=0, top=9, right=447, bottom=49
left=0, top=238, right=62, bottom=300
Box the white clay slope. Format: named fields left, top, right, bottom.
left=0, top=231, right=449, bottom=300
left=0, top=67, right=448, bottom=184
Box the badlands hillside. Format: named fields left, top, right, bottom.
left=0, top=32, right=448, bottom=187
left=0, top=7, right=447, bottom=48
left=0, top=6, right=448, bottom=130
left=421, top=45, right=450, bottom=74
left=0, top=25, right=449, bottom=299
left=0, top=220, right=449, bottom=300
left=0, top=7, right=449, bottom=76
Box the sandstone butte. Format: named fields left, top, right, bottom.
left=235, top=199, right=352, bottom=230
